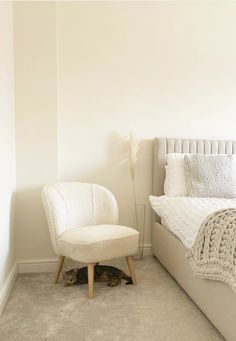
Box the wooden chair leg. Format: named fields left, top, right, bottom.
left=87, top=263, right=94, bottom=299
left=54, top=255, right=65, bottom=284
left=126, top=256, right=137, bottom=285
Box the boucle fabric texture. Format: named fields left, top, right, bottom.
left=186, top=208, right=236, bottom=292
left=58, top=225, right=139, bottom=263
left=184, top=154, right=236, bottom=198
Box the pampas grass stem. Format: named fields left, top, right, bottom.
left=128, top=131, right=139, bottom=228
left=132, top=177, right=139, bottom=229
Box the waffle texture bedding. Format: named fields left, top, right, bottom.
left=149, top=195, right=236, bottom=249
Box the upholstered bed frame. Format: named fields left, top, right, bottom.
left=152, top=138, right=236, bottom=341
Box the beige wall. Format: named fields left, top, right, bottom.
left=15, top=1, right=236, bottom=260
left=57, top=2, right=236, bottom=248
left=14, top=2, right=58, bottom=260
left=0, top=2, right=16, bottom=289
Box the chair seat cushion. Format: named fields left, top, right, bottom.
left=57, top=224, right=139, bottom=263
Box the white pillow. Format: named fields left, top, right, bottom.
left=163, top=166, right=169, bottom=194
left=164, top=153, right=187, bottom=196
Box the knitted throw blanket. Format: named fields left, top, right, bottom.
left=186, top=208, right=236, bottom=292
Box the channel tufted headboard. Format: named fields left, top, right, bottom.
left=152, top=138, right=236, bottom=197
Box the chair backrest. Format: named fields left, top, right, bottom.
left=42, top=182, right=119, bottom=254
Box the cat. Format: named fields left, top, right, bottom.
left=63, top=264, right=133, bottom=287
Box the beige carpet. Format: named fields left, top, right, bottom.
left=0, top=256, right=224, bottom=341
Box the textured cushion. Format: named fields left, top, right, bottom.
left=57, top=225, right=139, bottom=263
left=184, top=154, right=236, bottom=198
left=165, top=153, right=188, bottom=196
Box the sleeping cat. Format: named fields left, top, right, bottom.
left=63, top=264, right=133, bottom=287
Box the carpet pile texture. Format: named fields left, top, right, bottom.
left=0, top=256, right=224, bottom=341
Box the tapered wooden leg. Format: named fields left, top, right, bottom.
left=126, top=256, right=137, bottom=285
left=87, top=263, right=94, bottom=299
left=54, top=255, right=65, bottom=284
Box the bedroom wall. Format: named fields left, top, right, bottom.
left=0, top=2, right=16, bottom=292
left=56, top=2, right=236, bottom=249
left=14, top=2, right=58, bottom=260
left=15, top=1, right=236, bottom=261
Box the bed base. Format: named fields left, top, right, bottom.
left=152, top=221, right=236, bottom=341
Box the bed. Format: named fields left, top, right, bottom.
left=151, top=138, right=236, bottom=341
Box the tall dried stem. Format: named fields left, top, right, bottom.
left=128, top=131, right=139, bottom=228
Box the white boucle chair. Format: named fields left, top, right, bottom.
left=41, top=182, right=139, bottom=299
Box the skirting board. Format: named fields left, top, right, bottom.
left=0, top=262, right=18, bottom=316
left=18, top=244, right=152, bottom=274
left=139, top=244, right=152, bottom=256
left=18, top=258, right=58, bottom=274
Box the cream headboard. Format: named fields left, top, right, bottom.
left=152, top=138, right=236, bottom=197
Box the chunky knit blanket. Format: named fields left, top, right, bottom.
left=186, top=208, right=236, bottom=292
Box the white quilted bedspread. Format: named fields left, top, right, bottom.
left=149, top=195, right=236, bottom=249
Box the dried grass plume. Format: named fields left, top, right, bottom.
left=128, top=131, right=139, bottom=179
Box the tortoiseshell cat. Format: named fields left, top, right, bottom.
left=63, top=264, right=133, bottom=287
